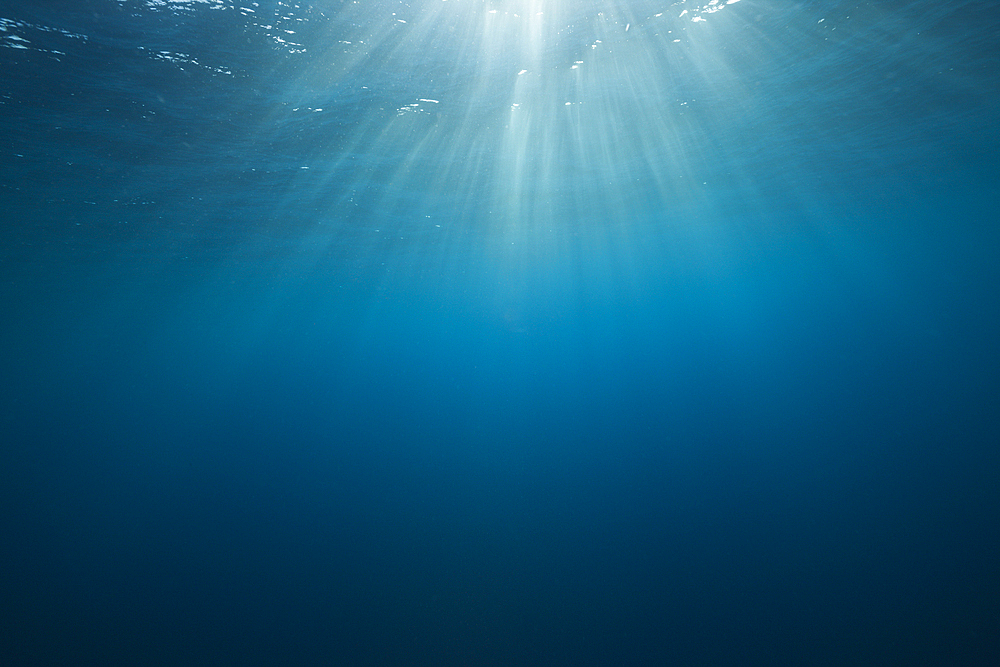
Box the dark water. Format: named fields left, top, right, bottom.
left=2, top=1, right=998, bottom=665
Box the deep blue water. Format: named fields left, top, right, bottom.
left=2, top=1, right=999, bottom=665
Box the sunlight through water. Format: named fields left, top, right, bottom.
left=272, top=0, right=756, bottom=277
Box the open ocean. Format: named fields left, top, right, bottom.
left=2, top=1, right=998, bottom=665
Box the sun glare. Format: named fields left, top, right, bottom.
left=278, top=0, right=750, bottom=273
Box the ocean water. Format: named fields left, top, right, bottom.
left=1, top=1, right=998, bottom=665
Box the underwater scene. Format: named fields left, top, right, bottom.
left=2, top=1, right=998, bottom=665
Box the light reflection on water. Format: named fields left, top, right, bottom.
left=0, top=0, right=986, bottom=285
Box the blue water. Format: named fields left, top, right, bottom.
left=2, top=1, right=998, bottom=664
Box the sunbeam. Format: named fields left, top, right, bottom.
left=272, top=0, right=755, bottom=279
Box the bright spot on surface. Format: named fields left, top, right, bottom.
left=276, top=0, right=753, bottom=275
